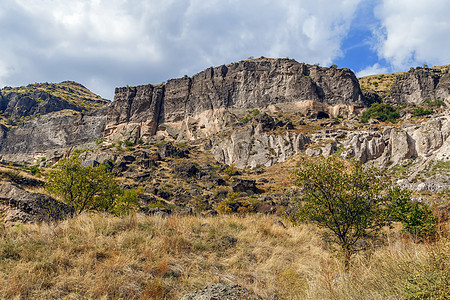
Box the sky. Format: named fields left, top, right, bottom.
left=1, top=0, right=450, bottom=100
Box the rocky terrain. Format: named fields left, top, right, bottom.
left=0, top=58, right=449, bottom=222
left=0, top=58, right=449, bottom=300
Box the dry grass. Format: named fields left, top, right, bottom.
left=0, top=213, right=448, bottom=299
left=358, top=64, right=450, bottom=92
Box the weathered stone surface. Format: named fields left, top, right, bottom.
left=212, top=123, right=310, bottom=168
left=105, top=58, right=365, bottom=142
left=181, top=283, right=262, bottom=300
left=0, top=182, right=75, bottom=223
left=174, top=161, right=200, bottom=178
left=386, top=67, right=450, bottom=106
left=159, top=142, right=189, bottom=159
left=0, top=107, right=108, bottom=163
left=0, top=90, right=84, bottom=121
left=104, top=85, right=164, bottom=143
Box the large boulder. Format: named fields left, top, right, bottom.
left=159, top=142, right=189, bottom=159
left=173, top=161, right=200, bottom=178
left=0, top=182, right=75, bottom=223
left=232, top=178, right=259, bottom=194
left=181, top=283, right=262, bottom=300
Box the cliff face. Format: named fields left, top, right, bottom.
left=0, top=108, right=107, bottom=163
left=104, top=58, right=364, bottom=142
left=0, top=91, right=84, bottom=121
left=386, top=67, right=450, bottom=105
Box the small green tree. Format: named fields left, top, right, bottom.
left=295, top=156, right=390, bottom=269
left=389, top=188, right=437, bottom=241
left=46, top=156, right=138, bottom=214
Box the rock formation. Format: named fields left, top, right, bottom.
left=0, top=107, right=107, bottom=163
left=0, top=182, right=75, bottom=223
left=386, top=67, right=450, bottom=105
left=0, top=90, right=84, bottom=121
left=104, top=58, right=365, bottom=143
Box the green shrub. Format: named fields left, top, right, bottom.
left=360, top=103, right=400, bottom=123
left=123, top=139, right=133, bottom=147
left=29, top=165, right=40, bottom=176
left=242, top=115, right=251, bottom=124
left=390, top=188, right=437, bottom=240
left=413, top=107, right=433, bottom=117
left=423, top=98, right=446, bottom=107
left=223, top=164, right=240, bottom=177
left=399, top=250, right=449, bottom=299
left=46, top=156, right=139, bottom=214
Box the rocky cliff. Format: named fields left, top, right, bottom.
left=386, top=67, right=450, bottom=105
left=0, top=108, right=107, bottom=163
left=0, top=58, right=448, bottom=195
left=104, top=58, right=365, bottom=143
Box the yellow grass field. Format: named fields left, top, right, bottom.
left=0, top=213, right=448, bottom=299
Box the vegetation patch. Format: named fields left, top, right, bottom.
left=360, top=102, right=400, bottom=123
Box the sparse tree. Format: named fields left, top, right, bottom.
left=295, top=156, right=390, bottom=270
left=46, top=156, right=138, bottom=214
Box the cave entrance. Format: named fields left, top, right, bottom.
left=317, top=111, right=330, bottom=119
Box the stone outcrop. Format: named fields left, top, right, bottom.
left=339, top=115, right=450, bottom=191
left=341, top=115, right=450, bottom=165
left=104, top=58, right=365, bottom=143
left=0, top=182, right=75, bottom=223
left=0, top=107, right=107, bottom=163
left=386, top=67, right=450, bottom=105
left=181, top=283, right=262, bottom=300
left=212, top=123, right=310, bottom=168
left=0, top=90, right=84, bottom=121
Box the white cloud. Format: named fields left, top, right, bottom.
left=374, top=0, right=450, bottom=70
left=0, top=0, right=362, bottom=99
left=356, top=63, right=388, bottom=77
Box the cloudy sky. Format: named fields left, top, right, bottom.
left=1, top=0, right=450, bottom=100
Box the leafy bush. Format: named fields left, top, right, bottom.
left=398, top=249, right=449, bottom=299
left=360, top=103, right=400, bottom=123
left=216, top=192, right=254, bottom=215
left=46, top=156, right=139, bottom=214
left=123, top=139, right=133, bottom=147
left=29, top=165, right=40, bottom=176
left=390, top=188, right=437, bottom=240
left=223, top=164, right=240, bottom=177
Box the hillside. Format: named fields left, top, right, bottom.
left=0, top=58, right=449, bottom=299
left=0, top=58, right=448, bottom=208
left=0, top=81, right=108, bottom=126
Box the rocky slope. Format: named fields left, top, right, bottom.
left=0, top=82, right=109, bottom=163
left=0, top=58, right=448, bottom=207
left=0, top=81, right=108, bottom=122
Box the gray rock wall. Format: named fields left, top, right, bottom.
left=386, top=67, right=450, bottom=105
left=105, top=58, right=364, bottom=142
left=0, top=107, right=107, bottom=162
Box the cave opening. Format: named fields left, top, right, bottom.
left=317, top=111, right=330, bottom=119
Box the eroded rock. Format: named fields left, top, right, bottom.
left=0, top=182, right=75, bottom=223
